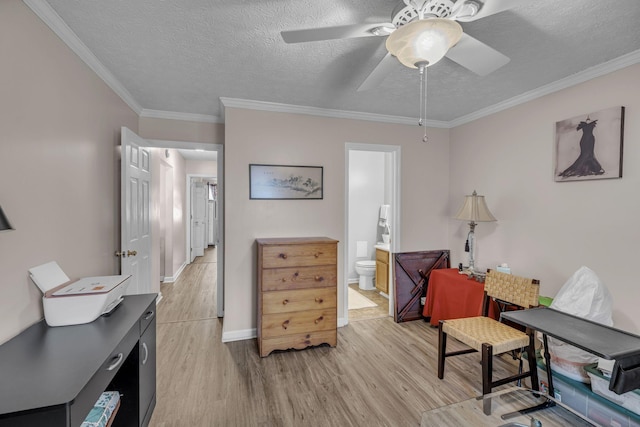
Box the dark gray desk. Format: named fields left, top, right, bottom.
left=502, top=307, right=640, bottom=398
left=0, top=293, right=157, bottom=427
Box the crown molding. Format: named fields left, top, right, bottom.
left=22, top=0, right=640, bottom=129
left=140, top=109, right=223, bottom=124
left=449, top=48, right=640, bottom=127
left=219, top=97, right=449, bottom=128
left=23, top=0, right=143, bottom=115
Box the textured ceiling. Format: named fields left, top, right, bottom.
left=41, top=0, right=640, bottom=123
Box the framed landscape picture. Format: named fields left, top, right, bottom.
left=555, top=106, right=625, bottom=182
left=249, top=164, right=323, bottom=199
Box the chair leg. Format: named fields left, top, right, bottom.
left=481, top=343, right=493, bottom=395
left=517, top=351, right=524, bottom=387
left=526, top=329, right=540, bottom=391
left=438, top=321, right=447, bottom=379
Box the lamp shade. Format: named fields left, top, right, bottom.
left=454, top=191, right=496, bottom=222
left=386, top=18, right=463, bottom=69
left=0, top=206, right=14, bottom=231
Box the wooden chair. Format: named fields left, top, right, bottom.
left=437, top=269, right=540, bottom=395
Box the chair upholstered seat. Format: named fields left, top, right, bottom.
left=442, top=316, right=530, bottom=354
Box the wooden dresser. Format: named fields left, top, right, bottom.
left=256, top=237, right=338, bottom=357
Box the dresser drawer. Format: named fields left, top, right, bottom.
left=263, top=287, right=336, bottom=315
left=261, top=243, right=337, bottom=269
left=261, top=265, right=337, bottom=292
left=262, top=309, right=336, bottom=338
left=260, top=330, right=337, bottom=357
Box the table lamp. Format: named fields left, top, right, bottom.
left=453, top=191, right=496, bottom=272
left=0, top=205, right=14, bottom=232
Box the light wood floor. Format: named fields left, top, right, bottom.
left=150, top=247, right=519, bottom=426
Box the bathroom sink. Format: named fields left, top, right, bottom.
left=375, top=243, right=390, bottom=251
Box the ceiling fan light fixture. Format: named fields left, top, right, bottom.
left=385, top=18, right=462, bottom=68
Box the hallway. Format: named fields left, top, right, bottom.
left=151, top=246, right=222, bottom=425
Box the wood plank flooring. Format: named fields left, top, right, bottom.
left=150, top=247, right=520, bottom=426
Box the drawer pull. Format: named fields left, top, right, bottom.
left=142, top=342, right=149, bottom=365
left=315, top=316, right=324, bottom=324
left=315, top=297, right=324, bottom=303
left=279, top=253, right=288, bottom=259
left=282, top=319, right=290, bottom=330
left=281, top=278, right=287, bottom=282
left=144, top=310, right=155, bottom=320
left=107, top=353, right=124, bottom=371
left=314, top=253, right=320, bottom=258
left=314, top=275, right=324, bottom=281
left=282, top=299, right=289, bottom=305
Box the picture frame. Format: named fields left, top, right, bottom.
left=554, top=106, right=625, bottom=182
left=249, top=164, right=323, bottom=200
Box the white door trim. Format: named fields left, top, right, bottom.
left=343, top=143, right=401, bottom=326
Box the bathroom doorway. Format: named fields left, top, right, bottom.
left=344, top=143, right=400, bottom=325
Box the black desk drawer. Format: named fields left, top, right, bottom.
left=139, top=301, right=156, bottom=335
left=69, top=325, right=138, bottom=426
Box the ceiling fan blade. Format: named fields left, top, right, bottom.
left=281, top=23, right=394, bottom=44
left=445, top=32, right=509, bottom=76
left=455, top=0, right=524, bottom=22
left=357, top=52, right=398, bottom=92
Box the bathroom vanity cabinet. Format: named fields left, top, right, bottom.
left=256, top=237, right=338, bottom=357
left=375, top=247, right=390, bottom=294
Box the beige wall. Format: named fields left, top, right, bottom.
left=0, top=0, right=138, bottom=343
left=169, top=151, right=187, bottom=276
left=450, top=64, right=640, bottom=333
left=149, top=148, right=189, bottom=284
left=223, top=108, right=450, bottom=337
left=139, top=117, right=224, bottom=144
left=186, top=159, right=218, bottom=177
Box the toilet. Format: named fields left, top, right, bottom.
left=355, top=260, right=376, bottom=290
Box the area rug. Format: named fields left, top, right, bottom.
left=348, top=287, right=377, bottom=310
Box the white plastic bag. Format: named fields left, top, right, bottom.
left=546, top=266, right=613, bottom=382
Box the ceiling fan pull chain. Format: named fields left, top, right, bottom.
left=419, top=63, right=429, bottom=143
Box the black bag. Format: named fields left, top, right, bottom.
left=609, top=355, right=640, bottom=395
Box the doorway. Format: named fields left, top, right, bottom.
left=344, top=143, right=401, bottom=326
left=149, top=140, right=224, bottom=318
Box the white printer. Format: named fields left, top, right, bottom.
left=29, top=261, right=131, bottom=327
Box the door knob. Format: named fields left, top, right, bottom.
left=115, top=250, right=137, bottom=258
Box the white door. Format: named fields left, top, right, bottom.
left=120, top=127, right=152, bottom=295
left=191, top=181, right=206, bottom=260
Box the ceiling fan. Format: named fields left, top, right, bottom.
left=281, top=0, right=519, bottom=91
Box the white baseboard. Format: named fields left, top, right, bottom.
left=223, top=321, right=347, bottom=342
left=221, top=328, right=256, bottom=343
left=162, top=261, right=187, bottom=283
